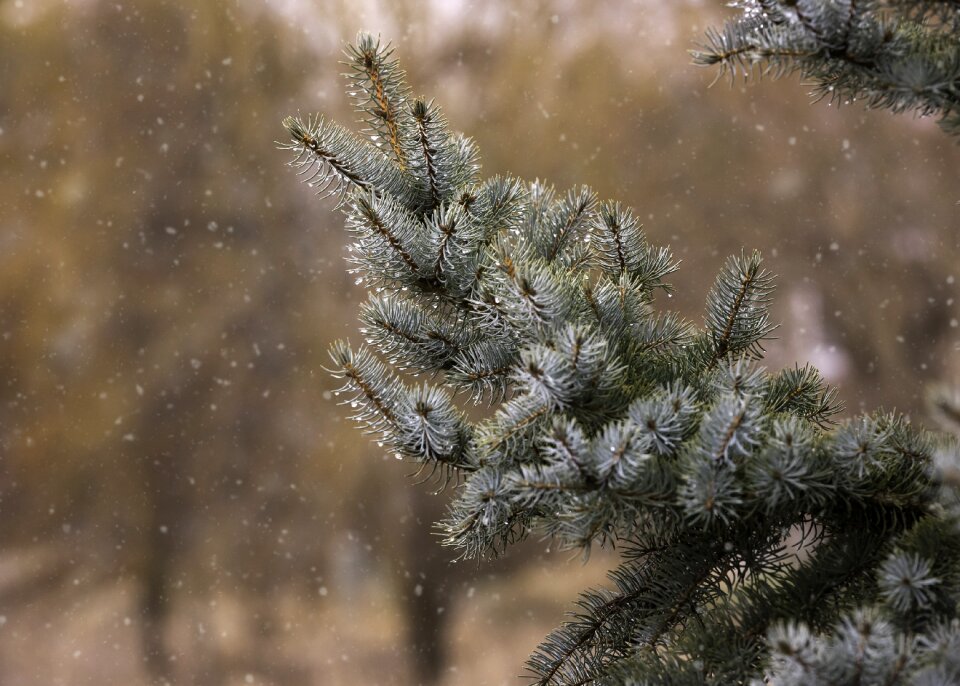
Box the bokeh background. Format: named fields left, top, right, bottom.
left=1, top=0, right=958, bottom=684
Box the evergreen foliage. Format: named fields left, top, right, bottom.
left=695, top=1, right=960, bottom=137
left=282, top=34, right=960, bottom=684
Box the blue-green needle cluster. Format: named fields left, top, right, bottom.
left=695, top=0, right=960, bottom=137
left=283, top=33, right=960, bottom=685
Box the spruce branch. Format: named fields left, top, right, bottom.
left=464, top=174, right=529, bottom=240
left=344, top=33, right=413, bottom=169
left=283, top=34, right=955, bottom=686
left=627, top=383, right=701, bottom=456
left=591, top=200, right=679, bottom=291
left=744, top=416, right=837, bottom=513
left=527, top=534, right=739, bottom=685
left=703, top=250, right=778, bottom=367
left=281, top=114, right=409, bottom=203
left=695, top=1, right=960, bottom=137
left=765, top=362, right=844, bottom=426
left=346, top=191, right=429, bottom=285
left=358, top=292, right=469, bottom=372
left=409, top=99, right=480, bottom=212
left=446, top=340, right=517, bottom=403
left=327, top=341, right=476, bottom=473
left=328, top=339, right=403, bottom=433
left=539, top=186, right=598, bottom=263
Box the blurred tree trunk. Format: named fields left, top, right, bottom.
left=140, top=452, right=181, bottom=684
left=403, top=489, right=451, bottom=684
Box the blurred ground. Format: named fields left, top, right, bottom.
left=0, top=548, right=610, bottom=685
left=0, top=0, right=957, bottom=684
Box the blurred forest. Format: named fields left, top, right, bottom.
left=0, top=0, right=957, bottom=684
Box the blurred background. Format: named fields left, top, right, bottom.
left=0, top=0, right=957, bottom=684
